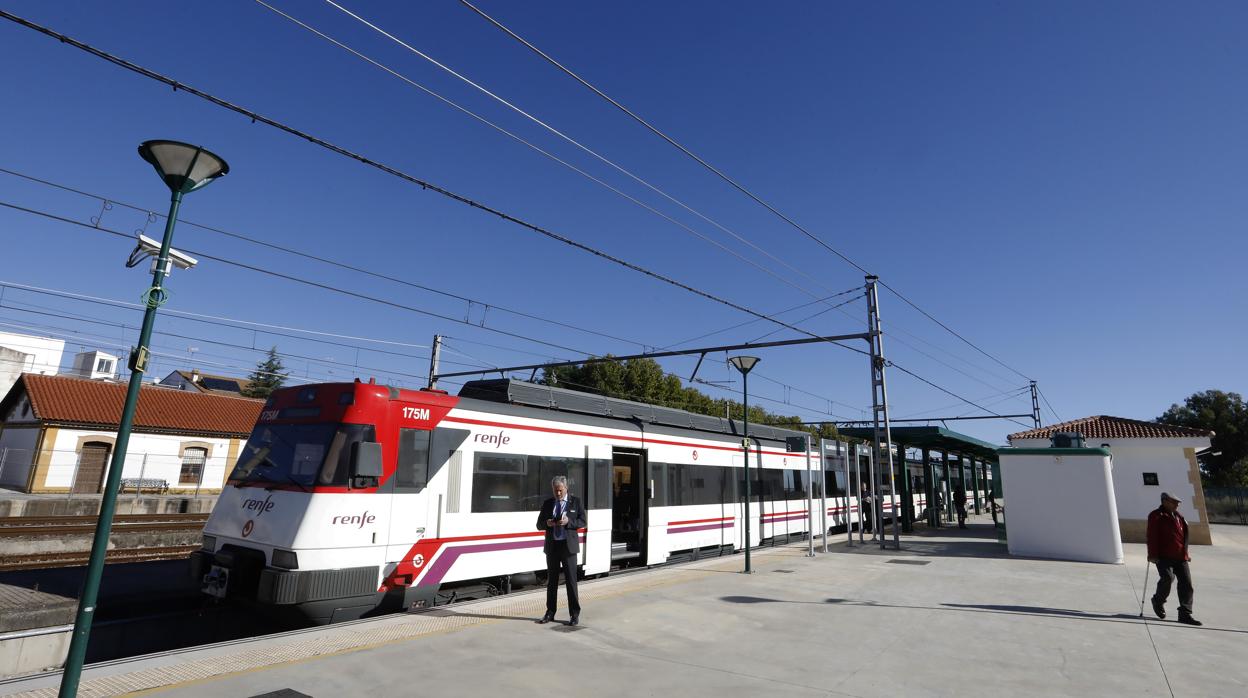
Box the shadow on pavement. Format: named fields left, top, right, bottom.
left=423, top=608, right=538, bottom=623
left=719, top=596, right=1247, bottom=634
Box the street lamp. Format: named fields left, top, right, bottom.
left=728, top=355, right=759, bottom=573
left=59, top=141, right=228, bottom=698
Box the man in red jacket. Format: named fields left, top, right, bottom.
left=1146, top=492, right=1201, bottom=626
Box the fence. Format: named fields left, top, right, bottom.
left=0, top=446, right=226, bottom=500
left=1204, top=487, right=1248, bottom=525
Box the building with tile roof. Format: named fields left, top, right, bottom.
left=0, top=373, right=263, bottom=494
left=1008, top=415, right=1214, bottom=545
left=159, top=369, right=253, bottom=396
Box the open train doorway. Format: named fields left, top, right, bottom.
left=611, top=448, right=647, bottom=567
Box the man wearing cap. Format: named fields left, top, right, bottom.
left=1146, top=492, right=1201, bottom=626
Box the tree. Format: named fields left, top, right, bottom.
left=1157, top=390, right=1248, bottom=487
left=241, top=346, right=288, bottom=399
left=542, top=356, right=842, bottom=440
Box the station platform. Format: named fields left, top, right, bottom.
left=4, top=517, right=1246, bottom=697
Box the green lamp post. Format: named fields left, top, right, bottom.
left=59, top=141, right=228, bottom=697
left=728, top=355, right=759, bottom=573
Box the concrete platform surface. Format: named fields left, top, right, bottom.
left=4, top=516, right=1246, bottom=697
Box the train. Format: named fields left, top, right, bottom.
left=192, top=378, right=943, bottom=624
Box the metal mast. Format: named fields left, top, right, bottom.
left=1030, top=380, right=1041, bottom=428
left=866, top=276, right=900, bottom=550
left=427, top=334, right=443, bottom=389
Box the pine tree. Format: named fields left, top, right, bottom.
left=242, top=346, right=288, bottom=399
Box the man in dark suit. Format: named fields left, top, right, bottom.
left=536, top=475, right=587, bottom=626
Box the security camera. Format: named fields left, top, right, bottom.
left=137, top=234, right=198, bottom=270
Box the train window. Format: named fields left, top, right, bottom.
left=471, top=452, right=527, bottom=512
left=395, top=429, right=431, bottom=490
left=822, top=457, right=846, bottom=497
left=469, top=453, right=588, bottom=513
left=529, top=456, right=587, bottom=510
left=745, top=469, right=785, bottom=502
left=664, top=463, right=682, bottom=506
left=689, top=465, right=726, bottom=506
left=782, top=470, right=806, bottom=500
left=590, top=459, right=611, bottom=509
left=318, top=424, right=376, bottom=487
left=429, top=428, right=470, bottom=484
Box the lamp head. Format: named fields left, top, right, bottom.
left=138, top=140, right=229, bottom=194
left=728, top=355, right=760, bottom=375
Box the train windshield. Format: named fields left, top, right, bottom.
left=230, top=423, right=376, bottom=488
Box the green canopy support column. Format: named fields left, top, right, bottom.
left=941, top=451, right=952, bottom=524
left=971, top=457, right=982, bottom=515
left=899, top=441, right=913, bottom=533
left=922, top=447, right=934, bottom=527
left=959, top=454, right=968, bottom=513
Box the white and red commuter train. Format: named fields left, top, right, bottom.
left=193, top=378, right=927, bottom=624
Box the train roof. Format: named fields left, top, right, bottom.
left=457, top=378, right=813, bottom=444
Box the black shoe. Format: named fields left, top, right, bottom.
left=536, top=614, right=555, bottom=624
left=1151, top=597, right=1166, bottom=620
left=568, top=616, right=579, bottom=627
left=1178, top=613, right=1202, bottom=626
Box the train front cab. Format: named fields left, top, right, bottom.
left=193, top=381, right=456, bottom=624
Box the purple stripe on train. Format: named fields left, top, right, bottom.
left=417, top=535, right=584, bottom=588
left=666, top=522, right=735, bottom=534
left=764, top=514, right=809, bottom=524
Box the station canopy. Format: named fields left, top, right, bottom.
left=838, top=425, right=1002, bottom=462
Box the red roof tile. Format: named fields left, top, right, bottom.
left=1008, top=415, right=1212, bottom=441
left=7, top=373, right=263, bottom=437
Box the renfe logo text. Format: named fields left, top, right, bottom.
left=241, top=494, right=275, bottom=516
left=473, top=430, right=511, bottom=448
left=332, top=511, right=376, bottom=529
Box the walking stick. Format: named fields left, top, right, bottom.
left=1138, top=560, right=1151, bottom=618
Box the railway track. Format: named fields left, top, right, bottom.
left=0, top=544, right=201, bottom=571
left=0, top=513, right=209, bottom=537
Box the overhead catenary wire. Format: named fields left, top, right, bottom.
left=1038, top=388, right=1063, bottom=424
left=894, top=385, right=1030, bottom=419
left=0, top=280, right=447, bottom=365
left=6, top=195, right=1025, bottom=425
left=0, top=166, right=644, bottom=351
left=0, top=200, right=599, bottom=358
left=659, top=287, right=863, bottom=350
left=0, top=301, right=485, bottom=380
left=0, top=218, right=873, bottom=419
left=0, top=10, right=1041, bottom=428
left=249, top=2, right=837, bottom=308
left=0, top=318, right=331, bottom=386
left=0, top=13, right=869, bottom=359
left=309, top=0, right=858, bottom=307
left=460, top=0, right=1037, bottom=384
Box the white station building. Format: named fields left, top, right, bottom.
left=1008, top=415, right=1214, bottom=545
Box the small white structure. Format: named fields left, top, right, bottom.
left=0, top=332, right=65, bottom=399
left=0, top=373, right=262, bottom=494
left=998, top=445, right=1123, bottom=564
left=1009, top=416, right=1213, bottom=545
left=70, top=350, right=119, bottom=381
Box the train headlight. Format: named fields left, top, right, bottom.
left=271, top=549, right=299, bottom=570
left=201, top=534, right=217, bottom=552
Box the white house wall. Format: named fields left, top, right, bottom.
left=1011, top=436, right=1211, bottom=544
left=43, top=428, right=236, bottom=491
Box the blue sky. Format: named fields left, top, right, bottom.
left=0, top=1, right=1244, bottom=445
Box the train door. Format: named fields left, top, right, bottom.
left=610, top=448, right=647, bottom=567
left=582, top=444, right=612, bottom=575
